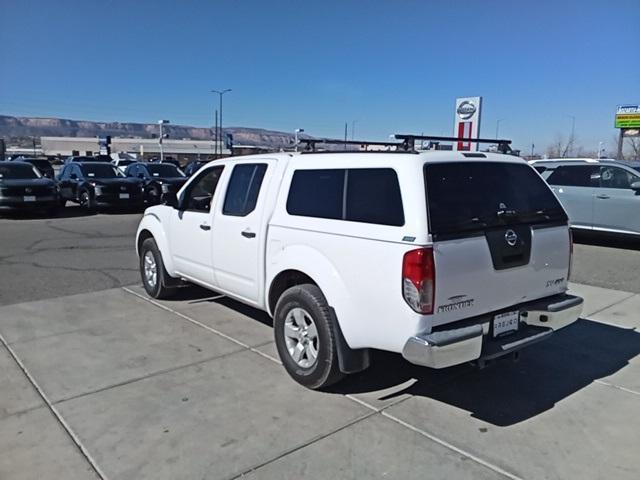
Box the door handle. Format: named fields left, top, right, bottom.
left=199, top=224, right=211, bottom=231
left=596, top=194, right=610, bottom=199
left=241, top=230, right=256, bottom=238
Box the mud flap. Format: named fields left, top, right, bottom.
left=329, top=307, right=370, bottom=374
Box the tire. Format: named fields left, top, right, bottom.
left=79, top=189, right=95, bottom=212
left=274, top=284, right=344, bottom=389
left=139, top=237, right=176, bottom=299
left=146, top=184, right=161, bottom=205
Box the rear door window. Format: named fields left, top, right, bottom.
left=424, top=162, right=567, bottom=237
left=222, top=164, right=268, bottom=216
left=546, top=165, right=599, bottom=187
left=286, top=169, right=344, bottom=220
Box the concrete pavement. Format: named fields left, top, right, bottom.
left=0, top=281, right=639, bottom=480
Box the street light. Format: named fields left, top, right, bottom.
left=211, top=89, right=232, bottom=157
left=158, top=120, right=169, bottom=162
left=294, top=128, right=304, bottom=151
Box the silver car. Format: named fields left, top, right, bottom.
left=531, top=158, right=640, bottom=236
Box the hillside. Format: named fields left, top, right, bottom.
left=0, top=115, right=302, bottom=148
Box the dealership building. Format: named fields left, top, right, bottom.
left=40, top=136, right=230, bottom=162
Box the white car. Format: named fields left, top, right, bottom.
left=110, top=153, right=137, bottom=173
left=135, top=150, right=583, bottom=389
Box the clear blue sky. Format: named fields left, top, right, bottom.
left=1, top=0, right=638, bottom=153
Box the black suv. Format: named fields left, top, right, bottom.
left=124, top=162, right=187, bottom=204
left=0, top=161, right=58, bottom=214
left=57, top=162, right=144, bottom=211
left=10, top=157, right=55, bottom=179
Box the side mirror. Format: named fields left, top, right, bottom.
left=70, top=173, right=78, bottom=180
left=161, top=191, right=179, bottom=209
left=631, top=181, right=640, bottom=194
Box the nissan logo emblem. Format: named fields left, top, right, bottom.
left=121, top=186, right=126, bottom=191
left=457, top=101, right=476, bottom=120
left=505, top=229, right=518, bottom=247
left=25, top=187, right=32, bottom=193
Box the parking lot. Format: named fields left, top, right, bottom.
left=1, top=211, right=639, bottom=479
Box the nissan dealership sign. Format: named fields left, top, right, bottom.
left=454, top=96, right=482, bottom=151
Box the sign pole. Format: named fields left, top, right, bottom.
left=617, top=129, right=624, bottom=160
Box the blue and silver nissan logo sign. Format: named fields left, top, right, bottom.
left=505, top=229, right=518, bottom=247
left=457, top=101, right=476, bottom=120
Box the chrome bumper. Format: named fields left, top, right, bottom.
left=402, top=294, right=584, bottom=369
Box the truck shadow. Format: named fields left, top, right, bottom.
left=331, top=319, right=640, bottom=426
left=162, top=286, right=640, bottom=426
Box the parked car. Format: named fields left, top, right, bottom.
left=57, top=162, right=144, bottom=211
left=110, top=153, right=137, bottom=173
left=136, top=150, right=583, bottom=389
left=124, top=162, right=187, bottom=204
left=0, top=161, right=58, bottom=214
left=183, top=160, right=207, bottom=177
left=532, top=158, right=640, bottom=237
left=9, top=157, right=55, bottom=179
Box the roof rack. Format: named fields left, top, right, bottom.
left=394, top=134, right=513, bottom=154
left=298, top=138, right=404, bottom=152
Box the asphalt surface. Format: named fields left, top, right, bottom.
left=0, top=211, right=639, bottom=306
left=0, top=209, right=142, bottom=306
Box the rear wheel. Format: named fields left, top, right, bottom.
left=139, top=237, right=176, bottom=299
left=274, top=284, right=344, bottom=389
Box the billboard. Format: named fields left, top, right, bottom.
left=454, top=96, right=482, bottom=151
left=615, top=105, right=640, bottom=129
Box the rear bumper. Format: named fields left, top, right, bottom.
left=94, top=193, right=144, bottom=207
left=402, top=293, right=583, bottom=369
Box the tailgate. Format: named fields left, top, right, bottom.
left=431, top=225, right=570, bottom=326
left=424, top=160, right=571, bottom=327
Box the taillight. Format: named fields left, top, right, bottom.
left=568, top=229, right=574, bottom=280
left=402, top=247, right=435, bottom=314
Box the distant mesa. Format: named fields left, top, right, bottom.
left=0, top=114, right=303, bottom=148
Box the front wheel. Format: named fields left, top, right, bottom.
left=79, top=189, right=95, bottom=212
left=274, top=284, right=344, bottom=389
left=139, top=238, right=176, bottom=299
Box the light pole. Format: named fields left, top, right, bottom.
left=294, top=128, right=304, bottom=151
left=495, top=119, right=503, bottom=139
left=211, top=89, right=231, bottom=157
left=158, top=120, right=169, bottom=162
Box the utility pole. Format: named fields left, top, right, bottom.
left=214, top=110, right=218, bottom=158
left=344, top=122, right=348, bottom=150
left=211, top=89, right=231, bottom=157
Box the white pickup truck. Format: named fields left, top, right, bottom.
left=135, top=150, right=583, bottom=389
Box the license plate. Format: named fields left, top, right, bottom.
left=24, top=195, right=36, bottom=202
left=493, top=311, right=519, bottom=337
left=119, top=193, right=130, bottom=199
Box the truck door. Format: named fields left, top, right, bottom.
left=169, top=165, right=225, bottom=285
left=212, top=161, right=275, bottom=304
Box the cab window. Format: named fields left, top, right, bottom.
left=182, top=166, right=224, bottom=212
